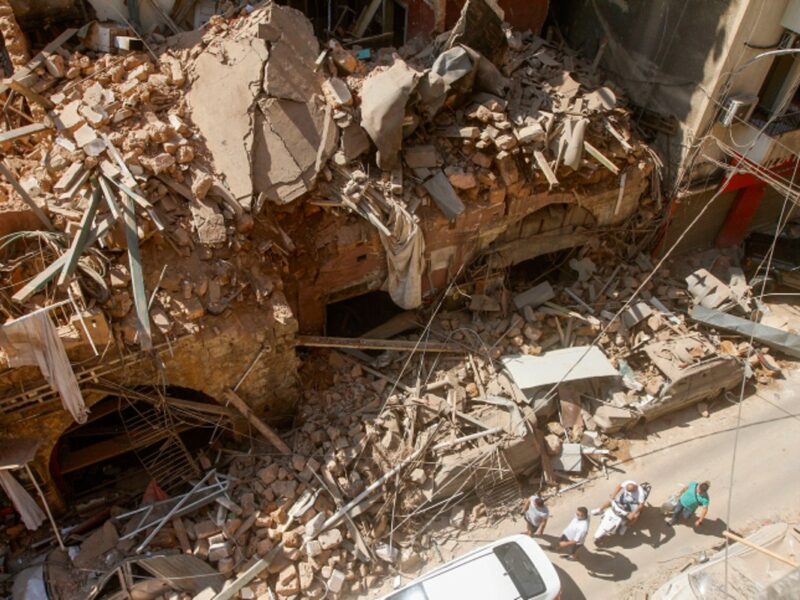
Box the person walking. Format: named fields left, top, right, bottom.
left=666, top=481, right=710, bottom=527
left=522, top=494, right=549, bottom=536
left=558, top=506, right=590, bottom=559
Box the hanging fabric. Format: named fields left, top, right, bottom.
left=1, top=311, right=88, bottom=423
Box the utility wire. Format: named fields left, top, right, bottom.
left=723, top=155, right=799, bottom=594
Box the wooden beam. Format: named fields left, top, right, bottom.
left=57, top=182, right=101, bottom=286
left=722, top=530, right=799, bottom=568
left=222, top=389, right=291, bottom=455
left=295, top=335, right=464, bottom=353
left=210, top=546, right=281, bottom=600
left=0, top=161, right=55, bottom=231
left=5, top=80, right=55, bottom=110
left=0, top=28, right=77, bottom=95
left=584, top=141, right=620, bottom=175
left=0, top=122, right=49, bottom=144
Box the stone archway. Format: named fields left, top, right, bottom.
left=43, top=384, right=231, bottom=509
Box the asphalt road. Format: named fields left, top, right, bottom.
left=368, top=368, right=800, bottom=600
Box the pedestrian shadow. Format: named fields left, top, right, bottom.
left=579, top=546, right=637, bottom=581
left=593, top=508, right=675, bottom=550
left=671, top=516, right=728, bottom=538
left=538, top=533, right=636, bottom=582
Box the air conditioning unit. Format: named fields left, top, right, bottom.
left=718, top=94, right=758, bottom=128
left=782, top=0, right=800, bottom=34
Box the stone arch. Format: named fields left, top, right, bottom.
left=32, top=383, right=229, bottom=512
left=486, top=203, right=598, bottom=268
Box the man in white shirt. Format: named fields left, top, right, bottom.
left=559, top=506, right=589, bottom=558
left=592, top=480, right=646, bottom=524
left=522, top=494, right=549, bottom=536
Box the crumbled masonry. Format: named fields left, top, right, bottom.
left=0, top=1, right=792, bottom=599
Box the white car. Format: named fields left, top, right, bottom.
left=379, top=534, right=561, bottom=600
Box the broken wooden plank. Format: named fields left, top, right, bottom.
left=5, top=79, right=55, bottom=110
left=430, top=426, right=503, bottom=451
left=584, top=141, right=620, bottom=175
left=222, top=389, right=291, bottom=455
left=294, top=335, right=464, bottom=353
left=57, top=182, right=102, bottom=286
left=604, top=118, right=634, bottom=152
left=0, top=161, right=55, bottom=231
left=0, top=28, right=77, bottom=95
left=722, top=530, right=799, bottom=568
left=0, top=122, right=49, bottom=144
left=534, top=150, right=558, bottom=187
left=209, top=546, right=281, bottom=600
left=352, top=0, right=383, bottom=37
left=121, top=193, right=153, bottom=350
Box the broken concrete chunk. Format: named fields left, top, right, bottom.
left=191, top=198, right=227, bottom=245
left=621, top=301, right=653, bottom=329
left=360, top=59, right=421, bottom=170
left=403, top=145, right=439, bottom=169
left=192, top=171, right=214, bottom=200
left=448, top=170, right=477, bottom=190
left=322, top=77, right=352, bottom=108
left=513, top=281, right=555, bottom=310
left=423, top=170, right=465, bottom=220
left=141, top=153, right=176, bottom=175
left=56, top=100, right=84, bottom=131
left=446, top=0, right=507, bottom=65
left=516, top=123, right=545, bottom=144
left=53, top=163, right=84, bottom=194
left=592, top=404, right=637, bottom=432
left=685, top=268, right=733, bottom=309
left=340, top=122, right=371, bottom=161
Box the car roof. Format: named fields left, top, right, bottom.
left=381, top=534, right=560, bottom=600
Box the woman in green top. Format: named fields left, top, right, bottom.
left=666, top=481, right=710, bottom=527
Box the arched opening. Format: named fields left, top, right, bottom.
left=50, top=385, right=229, bottom=503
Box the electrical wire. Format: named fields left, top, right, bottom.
left=722, top=155, right=798, bottom=594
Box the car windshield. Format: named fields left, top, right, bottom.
left=385, top=584, right=429, bottom=600
left=493, top=542, right=547, bottom=599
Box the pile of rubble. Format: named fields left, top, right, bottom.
left=3, top=1, right=800, bottom=599
left=0, top=0, right=649, bottom=358
left=44, top=246, right=794, bottom=599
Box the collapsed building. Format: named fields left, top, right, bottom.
left=0, top=0, right=794, bottom=598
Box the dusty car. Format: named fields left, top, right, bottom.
left=378, top=534, right=561, bottom=600
left=634, top=335, right=743, bottom=422
left=12, top=549, right=224, bottom=600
